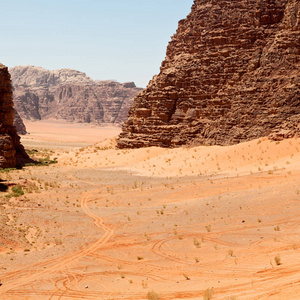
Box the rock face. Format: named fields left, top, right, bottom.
left=0, top=64, right=29, bottom=168
left=13, top=110, right=27, bottom=135
left=117, top=0, right=300, bottom=148
left=10, top=66, right=142, bottom=125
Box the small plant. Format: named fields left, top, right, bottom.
left=274, top=225, right=280, bottom=231
left=204, top=288, right=214, bottom=300
left=275, top=255, right=281, bottom=265
left=147, top=290, right=160, bottom=300
left=25, top=157, right=58, bottom=167
left=0, top=168, right=16, bottom=173
left=193, top=238, right=201, bottom=248
left=205, top=225, right=212, bottom=232
left=11, top=185, right=24, bottom=197
left=54, top=238, right=63, bottom=245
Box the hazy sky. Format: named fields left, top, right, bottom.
left=1, top=0, right=194, bottom=87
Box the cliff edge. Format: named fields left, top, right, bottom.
left=117, top=0, right=300, bottom=148
left=0, top=64, right=29, bottom=168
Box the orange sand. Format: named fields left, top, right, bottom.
left=0, top=121, right=299, bottom=299
left=21, top=119, right=121, bottom=148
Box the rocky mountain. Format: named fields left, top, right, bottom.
left=10, top=66, right=142, bottom=125
left=0, top=64, right=29, bottom=168
left=117, top=0, right=300, bottom=148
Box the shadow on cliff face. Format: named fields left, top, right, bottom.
left=15, top=145, right=35, bottom=168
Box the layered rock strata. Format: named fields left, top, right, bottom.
left=0, top=64, right=29, bottom=168
left=10, top=66, right=142, bottom=125
left=117, top=0, right=300, bottom=148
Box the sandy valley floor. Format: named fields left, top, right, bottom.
left=0, top=120, right=300, bottom=299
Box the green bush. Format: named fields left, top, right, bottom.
left=11, top=185, right=24, bottom=197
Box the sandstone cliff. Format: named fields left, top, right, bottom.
left=10, top=66, right=142, bottom=125
left=0, top=64, right=29, bottom=168
left=14, top=110, right=27, bottom=135
left=117, top=0, right=300, bottom=148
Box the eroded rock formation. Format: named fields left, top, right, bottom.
left=0, top=64, right=29, bottom=168
left=14, top=110, right=27, bottom=135
left=10, top=66, right=142, bottom=125
left=117, top=0, right=300, bottom=148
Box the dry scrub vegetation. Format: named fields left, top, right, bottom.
left=0, top=135, right=300, bottom=300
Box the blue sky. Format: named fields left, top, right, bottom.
left=1, top=0, right=193, bottom=87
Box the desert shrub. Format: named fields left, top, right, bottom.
left=205, top=225, right=212, bottom=232
left=54, top=238, right=63, bottom=245
left=275, top=255, right=281, bottom=265
left=0, top=168, right=16, bottom=173
left=25, top=157, right=58, bottom=167
left=274, top=225, right=280, bottom=231
left=37, top=158, right=58, bottom=166
left=204, top=288, right=214, bottom=300
left=193, top=238, right=201, bottom=248
left=147, top=290, right=160, bottom=300
left=11, top=185, right=24, bottom=197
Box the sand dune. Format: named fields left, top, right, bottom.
left=0, top=122, right=299, bottom=299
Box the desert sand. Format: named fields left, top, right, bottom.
left=21, top=120, right=121, bottom=149
left=0, top=121, right=300, bottom=300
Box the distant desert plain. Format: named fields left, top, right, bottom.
left=0, top=120, right=300, bottom=300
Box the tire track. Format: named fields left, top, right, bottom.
left=0, top=189, right=114, bottom=298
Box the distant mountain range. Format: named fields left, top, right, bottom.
left=10, top=66, right=142, bottom=130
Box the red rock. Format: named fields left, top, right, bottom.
left=10, top=66, right=142, bottom=126
left=117, top=0, right=300, bottom=148
left=0, top=64, right=29, bottom=168
left=14, top=110, right=27, bottom=135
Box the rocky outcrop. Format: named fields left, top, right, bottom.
left=117, top=0, right=300, bottom=148
left=10, top=66, right=142, bottom=125
left=14, top=110, right=27, bottom=135
left=0, top=64, right=29, bottom=168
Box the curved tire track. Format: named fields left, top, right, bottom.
left=0, top=189, right=114, bottom=298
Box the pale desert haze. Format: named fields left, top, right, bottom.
left=0, top=120, right=299, bottom=299
left=21, top=120, right=121, bottom=149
